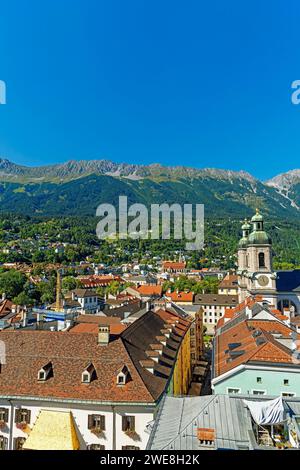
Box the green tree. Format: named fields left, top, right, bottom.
left=106, top=280, right=121, bottom=296
left=13, top=291, right=34, bottom=307
left=37, top=280, right=56, bottom=305
left=0, top=270, right=26, bottom=299
left=62, top=276, right=77, bottom=292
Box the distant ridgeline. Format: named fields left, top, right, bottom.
left=0, top=158, right=299, bottom=218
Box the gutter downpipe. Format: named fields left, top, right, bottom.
left=8, top=399, right=13, bottom=450
left=112, top=405, right=116, bottom=450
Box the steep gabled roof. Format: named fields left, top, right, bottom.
left=0, top=329, right=154, bottom=403
left=214, top=318, right=300, bottom=379
left=121, top=309, right=190, bottom=400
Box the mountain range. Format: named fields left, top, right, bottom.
left=0, top=158, right=299, bottom=219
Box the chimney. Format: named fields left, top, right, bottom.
left=1, top=293, right=5, bottom=301
left=98, top=324, right=110, bottom=346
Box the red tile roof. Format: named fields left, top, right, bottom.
left=79, top=275, right=123, bottom=288
left=71, top=323, right=126, bottom=335
left=137, top=285, right=162, bottom=296
left=165, top=291, right=194, bottom=302
left=155, top=308, right=191, bottom=331
left=163, top=261, right=186, bottom=270
left=214, top=319, right=298, bottom=378
left=218, top=274, right=238, bottom=288
left=0, top=308, right=191, bottom=404
left=0, top=330, right=154, bottom=403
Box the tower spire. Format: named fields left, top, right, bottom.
left=55, top=269, right=62, bottom=312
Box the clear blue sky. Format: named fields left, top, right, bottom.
left=0, top=0, right=300, bottom=179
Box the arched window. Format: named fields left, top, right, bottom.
left=258, top=252, right=265, bottom=268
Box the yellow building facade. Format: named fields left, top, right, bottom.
left=172, top=328, right=192, bottom=395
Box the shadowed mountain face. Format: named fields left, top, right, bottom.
left=0, top=158, right=299, bottom=218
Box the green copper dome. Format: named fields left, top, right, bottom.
left=238, top=237, right=248, bottom=249
left=238, top=218, right=251, bottom=249
left=241, top=221, right=251, bottom=231
left=238, top=219, right=251, bottom=249
left=248, top=229, right=272, bottom=245
left=248, top=209, right=272, bottom=245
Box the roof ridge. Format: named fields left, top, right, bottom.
left=260, top=328, right=293, bottom=357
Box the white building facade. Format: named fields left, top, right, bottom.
left=0, top=398, right=155, bottom=450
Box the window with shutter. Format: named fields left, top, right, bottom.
left=0, top=436, right=8, bottom=450
left=14, top=437, right=25, bottom=450
left=122, top=416, right=135, bottom=432
left=88, top=414, right=105, bottom=432
left=87, top=444, right=105, bottom=450
left=87, top=414, right=94, bottom=430
left=15, top=408, right=31, bottom=424
left=0, top=408, right=8, bottom=423
left=14, top=409, right=21, bottom=424
left=100, top=415, right=105, bottom=431
left=122, top=446, right=140, bottom=450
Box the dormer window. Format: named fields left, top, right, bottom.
left=82, top=363, right=96, bottom=384
left=117, top=374, right=125, bottom=385
left=117, top=366, right=130, bottom=385
left=82, top=372, right=90, bottom=383
left=197, top=428, right=215, bottom=447
left=38, top=370, right=46, bottom=381
left=38, top=362, right=53, bottom=381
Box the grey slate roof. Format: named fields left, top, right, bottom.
left=194, top=294, right=238, bottom=306
left=148, top=394, right=300, bottom=450
left=147, top=394, right=253, bottom=450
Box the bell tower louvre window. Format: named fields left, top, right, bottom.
left=259, top=252, right=265, bottom=268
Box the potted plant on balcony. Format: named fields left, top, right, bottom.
left=16, top=422, right=27, bottom=431
left=91, top=426, right=104, bottom=437
left=124, top=429, right=140, bottom=440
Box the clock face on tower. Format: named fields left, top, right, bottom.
left=257, top=275, right=269, bottom=287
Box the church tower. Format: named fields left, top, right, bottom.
left=237, top=219, right=251, bottom=302
left=247, top=209, right=272, bottom=273
left=237, top=219, right=251, bottom=271
left=237, top=210, right=277, bottom=304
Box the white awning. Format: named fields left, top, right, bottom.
left=243, top=396, right=285, bottom=425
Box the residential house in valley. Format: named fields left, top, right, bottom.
left=193, top=293, right=238, bottom=334
left=218, top=273, right=239, bottom=296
